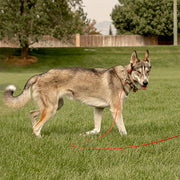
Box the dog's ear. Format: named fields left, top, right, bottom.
left=144, top=50, right=150, bottom=62
left=130, top=50, right=139, bottom=65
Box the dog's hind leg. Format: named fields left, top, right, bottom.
left=33, top=105, right=57, bottom=137
left=83, top=107, right=104, bottom=135
left=30, top=110, right=40, bottom=127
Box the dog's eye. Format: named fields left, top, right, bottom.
left=137, top=71, right=141, bottom=74
left=146, top=71, right=150, bottom=74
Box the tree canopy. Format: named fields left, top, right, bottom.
left=82, top=20, right=101, bottom=35
left=111, top=0, right=180, bottom=36
left=0, top=0, right=87, bottom=58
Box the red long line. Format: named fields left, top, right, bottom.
left=71, top=134, right=180, bottom=150
left=70, top=82, right=180, bottom=150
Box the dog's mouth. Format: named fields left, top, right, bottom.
left=141, top=85, right=147, bottom=90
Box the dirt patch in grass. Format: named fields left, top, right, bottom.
left=4, top=56, right=37, bottom=66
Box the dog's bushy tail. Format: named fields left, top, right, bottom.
left=3, top=75, right=39, bottom=108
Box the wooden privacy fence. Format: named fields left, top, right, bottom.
left=78, top=34, right=158, bottom=47
left=0, top=34, right=179, bottom=48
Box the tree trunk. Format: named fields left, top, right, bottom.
left=173, top=0, right=178, bottom=45
left=21, top=45, right=29, bottom=59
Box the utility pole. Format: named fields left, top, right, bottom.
left=173, top=0, right=178, bottom=45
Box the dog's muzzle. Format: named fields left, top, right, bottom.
left=141, top=80, right=148, bottom=90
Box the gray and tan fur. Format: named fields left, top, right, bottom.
left=3, top=50, right=151, bottom=137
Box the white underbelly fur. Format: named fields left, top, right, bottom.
left=66, top=95, right=109, bottom=108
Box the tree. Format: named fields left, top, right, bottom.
left=0, top=0, right=87, bottom=59
left=82, top=19, right=101, bottom=35
left=109, top=25, right=113, bottom=35
left=111, top=0, right=180, bottom=36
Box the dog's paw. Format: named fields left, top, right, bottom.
left=32, top=132, right=42, bottom=138
left=120, top=130, right=127, bottom=136
left=80, top=129, right=100, bottom=136
left=32, top=129, right=42, bottom=138
left=79, top=132, right=87, bottom=136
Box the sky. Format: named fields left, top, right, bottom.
left=83, top=0, right=119, bottom=23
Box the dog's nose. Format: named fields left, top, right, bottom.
left=143, top=80, right=148, bottom=86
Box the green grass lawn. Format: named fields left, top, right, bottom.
left=0, top=47, right=180, bottom=179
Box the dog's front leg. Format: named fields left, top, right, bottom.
left=110, top=93, right=127, bottom=135
left=81, top=107, right=104, bottom=136
left=112, top=111, right=127, bottom=135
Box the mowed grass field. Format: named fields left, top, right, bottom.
left=0, top=46, right=180, bottom=180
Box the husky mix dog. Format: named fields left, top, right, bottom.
left=3, top=50, right=151, bottom=137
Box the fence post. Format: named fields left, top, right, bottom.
left=75, top=34, right=80, bottom=47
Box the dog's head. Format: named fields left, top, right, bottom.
left=130, top=50, right=151, bottom=90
